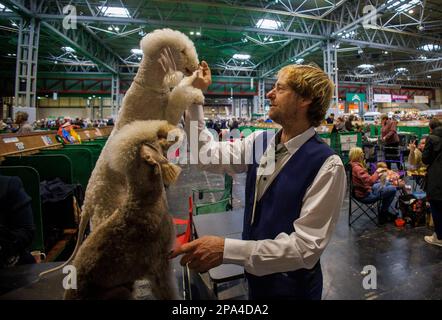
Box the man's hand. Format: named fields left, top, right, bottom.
left=170, top=235, right=224, bottom=273
left=192, top=61, right=212, bottom=91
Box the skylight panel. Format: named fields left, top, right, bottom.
left=255, top=19, right=282, bottom=30
left=98, top=6, right=131, bottom=18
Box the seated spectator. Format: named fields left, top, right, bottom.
left=0, top=175, right=35, bottom=267
left=349, top=147, right=398, bottom=224
left=14, top=111, right=33, bottom=135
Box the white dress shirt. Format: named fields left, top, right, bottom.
left=185, top=106, right=346, bottom=276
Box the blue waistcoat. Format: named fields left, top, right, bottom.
left=242, top=131, right=335, bottom=300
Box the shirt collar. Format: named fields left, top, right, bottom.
left=274, top=127, right=316, bottom=155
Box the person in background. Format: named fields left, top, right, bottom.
left=0, top=175, right=35, bottom=267
left=380, top=114, right=401, bottom=170
left=14, top=111, right=33, bottom=135
left=349, top=147, right=397, bottom=224
left=172, top=62, right=346, bottom=300
left=422, top=118, right=442, bottom=247
left=325, top=113, right=335, bottom=124
left=344, top=114, right=355, bottom=131
left=408, top=138, right=427, bottom=170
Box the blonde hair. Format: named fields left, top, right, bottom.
left=279, top=63, right=334, bottom=127
left=349, top=147, right=364, bottom=165
left=376, top=162, right=387, bottom=169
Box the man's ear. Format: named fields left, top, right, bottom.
left=300, top=97, right=313, bottom=109
left=140, top=144, right=159, bottom=166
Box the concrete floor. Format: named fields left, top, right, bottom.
left=166, top=164, right=442, bottom=300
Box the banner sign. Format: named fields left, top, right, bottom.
left=346, top=93, right=366, bottom=103
left=373, top=94, right=391, bottom=103
left=392, top=94, right=408, bottom=101
left=414, top=95, right=429, bottom=103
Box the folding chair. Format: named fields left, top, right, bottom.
left=192, top=173, right=233, bottom=215
left=347, top=165, right=382, bottom=227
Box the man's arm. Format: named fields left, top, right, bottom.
left=171, top=155, right=347, bottom=275
left=183, top=61, right=257, bottom=175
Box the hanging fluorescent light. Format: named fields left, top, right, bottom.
left=295, top=58, right=304, bottom=64
left=233, top=53, right=251, bottom=60
left=255, top=19, right=282, bottom=30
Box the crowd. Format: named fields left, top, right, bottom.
left=0, top=113, right=115, bottom=134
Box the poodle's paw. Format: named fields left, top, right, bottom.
left=178, top=72, right=197, bottom=87
left=190, top=88, right=205, bottom=106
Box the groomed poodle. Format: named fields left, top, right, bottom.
left=64, top=120, right=182, bottom=300
left=44, top=29, right=203, bottom=275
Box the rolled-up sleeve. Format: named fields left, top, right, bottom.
left=185, top=105, right=261, bottom=175
left=223, top=155, right=346, bottom=276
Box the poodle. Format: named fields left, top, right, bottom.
left=64, top=120, right=182, bottom=300
left=40, top=29, right=202, bottom=277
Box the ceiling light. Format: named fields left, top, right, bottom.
left=196, top=31, right=201, bottom=36
left=98, top=6, right=131, bottom=18
left=408, top=9, right=414, bottom=13
left=395, top=67, right=408, bottom=72
left=383, top=51, right=389, bottom=54
left=0, top=4, right=12, bottom=12
left=427, top=75, right=431, bottom=78
left=107, top=26, right=112, bottom=31
left=419, top=44, right=441, bottom=52
left=131, top=48, right=143, bottom=55
left=190, top=31, right=194, bottom=35
left=357, top=64, right=374, bottom=69
left=233, top=53, right=251, bottom=60
left=255, top=18, right=282, bottom=30
left=114, top=26, right=119, bottom=31
left=62, top=46, right=75, bottom=53
left=295, top=58, right=304, bottom=64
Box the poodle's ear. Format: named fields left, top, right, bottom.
left=140, top=144, right=160, bottom=167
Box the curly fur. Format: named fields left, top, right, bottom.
left=64, top=121, right=182, bottom=300
left=39, top=29, right=201, bottom=278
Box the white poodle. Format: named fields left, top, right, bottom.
left=41, top=28, right=201, bottom=277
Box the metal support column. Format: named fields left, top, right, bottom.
left=14, top=17, right=40, bottom=120
left=367, top=82, right=374, bottom=112
left=258, top=79, right=265, bottom=114
left=111, top=74, right=120, bottom=118
left=323, top=41, right=339, bottom=110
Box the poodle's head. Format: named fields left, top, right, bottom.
left=106, top=120, right=183, bottom=189
left=140, top=28, right=199, bottom=76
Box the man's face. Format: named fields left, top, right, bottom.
left=266, top=72, right=300, bottom=124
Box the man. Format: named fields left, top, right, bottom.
left=380, top=114, right=401, bottom=170
left=422, top=118, right=442, bottom=247
left=172, top=63, right=346, bottom=299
